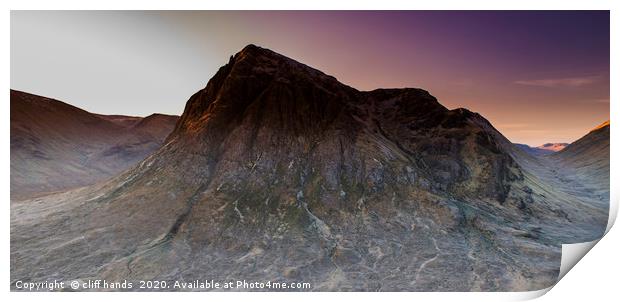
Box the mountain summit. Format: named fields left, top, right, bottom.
left=11, top=45, right=608, bottom=291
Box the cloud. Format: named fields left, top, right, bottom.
left=514, top=76, right=598, bottom=88
left=576, top=98, right=609, bottom=104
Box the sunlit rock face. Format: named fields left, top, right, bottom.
left=10, top=45, right=608, bottom=291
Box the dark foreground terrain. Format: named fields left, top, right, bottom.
left=10, top=45, right=609, bottom=291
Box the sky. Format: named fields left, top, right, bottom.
left=10, top=11, right=609, bottom=146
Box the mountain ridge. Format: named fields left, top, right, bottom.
left=10, top=89, right=179, bottom=199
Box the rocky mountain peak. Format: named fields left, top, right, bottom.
left=172, top=45, right=454, bottom=146
left=152, top=45, right=530, bottom=211
left=231, top=44, right=340, bottom=82
left=172, top=45, right=360, bottom=141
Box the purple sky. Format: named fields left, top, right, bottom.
left=11, top=11, right=609, bottom=145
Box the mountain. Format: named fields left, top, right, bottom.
left=539, top=143, right=568, bottom=152
left=95, top=114, right=143, bottom=127
left=548, top=120, right=610, bottom=205
left=515, top=142, right=568, bottom=156
left=536, top=143, right=568, bottom=153
left=553, top=121, right=609, bottom=170
left=10, top=90, right=179, bottom=199
left=10, top=46, right=608, bottom=291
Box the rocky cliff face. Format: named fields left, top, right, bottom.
left=10, top=90, right=179, bottom=199
left=10, top=46, right=608, bottom=291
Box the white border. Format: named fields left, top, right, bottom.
left=2, top=1, right=617, bottom=301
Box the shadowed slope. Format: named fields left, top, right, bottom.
left=549, top=121, right=610, bottom=205
left=10, top=90, right=179, bottom=199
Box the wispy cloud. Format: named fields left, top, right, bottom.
left=575, top=98, right=609, bottom=104
left=514, top=76, right=599, bottom=88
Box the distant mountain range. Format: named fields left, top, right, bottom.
left=10, top=46, right=610, bottom=291
left=515, top=142, right=568, bottom=156
left=10, top=90, right=179, bottom=199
